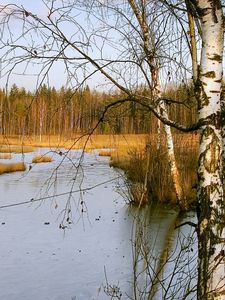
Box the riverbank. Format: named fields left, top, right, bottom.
left=0, top=133, right=198, bottom=207
left=0, top=134, right=147, bottom=150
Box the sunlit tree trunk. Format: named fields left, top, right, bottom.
left=153, top=70, right=185, bottom=208
left=159, top=100, right=186, bottom=207
left=128, top=0, right=184, bottom=208
left=195, top=1, right=225, bottom=298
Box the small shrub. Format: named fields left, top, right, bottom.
left=32, top=155, right=53, bottom=163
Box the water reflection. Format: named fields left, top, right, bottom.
left=126, top=205, right=197, bottom=300
left=0, top=149, right=197, bottom=299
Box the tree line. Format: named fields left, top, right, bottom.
left=0, top=83, right=197, bottom=137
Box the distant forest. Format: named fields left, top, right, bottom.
left=0, top=83, right=198, bottom=137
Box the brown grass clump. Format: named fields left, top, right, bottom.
left=32, top=155, right=53, bottom=163
left=98, top=150, right=114, bottom=157
left=110, top=133, right=198, bottom=208
left=0, top=153, right=12, bottom=159
left=0, top=162, right=26, bottom=175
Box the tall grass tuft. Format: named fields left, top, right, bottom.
left=32, top=155, right=53, bottom=163
left=110, top=134, right=198, bottom=208
left=0, top=153, right=12, bottom=159
left=0, top=162, right=26, bottom=175
left=98, top=150, right=114, bottom=157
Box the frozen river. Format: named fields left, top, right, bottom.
left=0, top=148, right=197, bottom=300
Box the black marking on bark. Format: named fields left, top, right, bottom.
left=198, top=111, right=221, bottom=129
left=197, top=185, right=212, bottom=298
left=221, top=100, right=225, bottom=131
left=200, top=127, right=221, bottom=173
left=209, top=54, right=222, bottom=62
left=202, top=71, right=216, bottom=78
left=209, top=90, right=219, bottom=93
left=213, top=206, right=225, bottom=235
left=202, top=94, right=210, bottom=107
left=196, top=6, right=209, bottom=17
left=209, top=0, right=219, bottom=23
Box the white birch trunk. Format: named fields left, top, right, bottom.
left=159, top=100, right=186, bottom=208
left=153, top=68, right=185, bottom=208
left=128, top=0, right=184, bottom=208
left=196, top=1, right=225, bottom=298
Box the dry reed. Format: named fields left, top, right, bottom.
left=0, top=133, right=198, bottom=208
left=110, top=133, right=198, bottom=208
left=0, top=162, right=26, bottom=175
left=0, top=134, right=147, bottom=150
left=98, top=150, right=114, bottom=157
left=32, top=155, right=53, bottom=163
left=0, top=145, right=34, bottom=153
left=0, top=153, right=12, bottom=159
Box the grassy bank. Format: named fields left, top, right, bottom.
left=0, top=134, right=147, bottom=151
left=0, top=144, right=34, bottom=153
left=0, top=134, right=198, bottom=207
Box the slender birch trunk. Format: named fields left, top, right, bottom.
left=128, top=0, right=184, bottom=208
left=194, top=1, right=225, bottom=298
left=186, top=0, right=198, bottom=83
left=159, top=100, right=186, bottom=208
left=153, top=70, right=185, bottom=208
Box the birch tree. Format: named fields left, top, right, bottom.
left=188, top=1, right=225, bottom=298
left=128, top=0, right=186, bottom=209
left=165, top=0, right=225, bottom=297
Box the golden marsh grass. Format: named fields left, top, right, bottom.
left=0, top=153, right=12, bottom=159
left=0, top=162, right=26, bottom=175
left=0, top=134, right=198, bottom=207
left=98, top=150, right=114, bottom=157
left=32, top=155, right=53, bottom=163
left=0, top=134, right=147, bottom=150
left=110, top=133, right=198, bottom=207
left=0, top=145, right=34, bottom=153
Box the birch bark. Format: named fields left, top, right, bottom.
left=194, top=1, right=225, bottom=298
